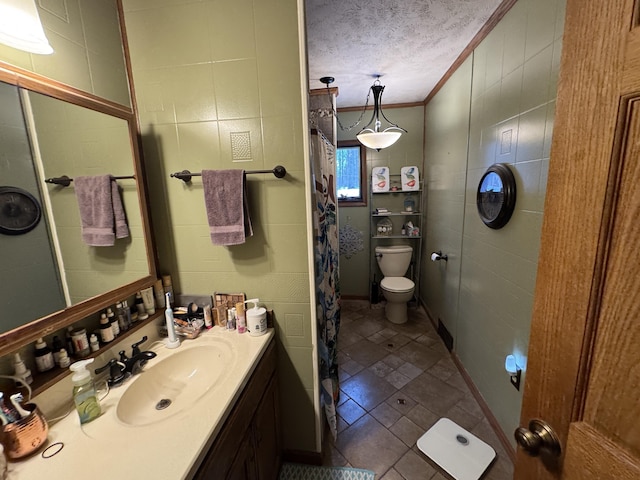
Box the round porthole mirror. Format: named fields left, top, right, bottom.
left=476, top=163, right=516, bottom=229
left=0, top=186, right=42, bottom=235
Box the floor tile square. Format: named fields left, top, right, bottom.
left=337, top=399, right=366, bottom=425
left=335, top=414, right=407, bottom=477
left=341, top=368, right=398, bottom=411
left=385, top=370, right=412, bottom=389
left=394, top=449, right=438, bottom=480
left=370, top=360, right=394, bottom=378
left=390, top=416, right=425, bottom=447
left=370, top=401, right=403, bottom=428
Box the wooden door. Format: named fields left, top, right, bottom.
left=515, top=0, right=640, bottom=478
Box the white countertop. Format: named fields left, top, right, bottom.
left=7, top=326, right=275, bottom=479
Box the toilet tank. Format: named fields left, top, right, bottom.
left=375, top=245, right=413, bottom=277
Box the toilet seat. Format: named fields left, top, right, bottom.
left=380, top=276, right=414, bottom=293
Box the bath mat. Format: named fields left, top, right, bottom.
left=417, top=418, right=495, bottom=480
left=279, top=462, right=375, bottom=480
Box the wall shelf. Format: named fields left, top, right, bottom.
left=372, top=235, right=421, bottom=239
left=372, top=212, right=421, bottom=217
left=370, top=177, right=423, bottom=305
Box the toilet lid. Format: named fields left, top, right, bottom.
left=381, top=277, right=415, bottom=293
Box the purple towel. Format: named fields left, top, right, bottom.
left=202, top=169, right=253, bottom=246
left=74, top=175, right=129, bottom=246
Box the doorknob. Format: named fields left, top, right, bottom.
left=514, top=419, right=561, bottom=457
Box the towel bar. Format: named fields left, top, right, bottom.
left=45, top=175, right=136, bottom=187
left=170, top=165, right=287, bottom=183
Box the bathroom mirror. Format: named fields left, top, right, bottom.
left=476, top=163, right=517, bottom=229
left=0, top=73, right=157, bottom=358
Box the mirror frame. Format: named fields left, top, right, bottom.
left=0, top=8, right=158, bottom=359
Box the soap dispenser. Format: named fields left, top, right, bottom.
left=69, top=359, right=102, bottom=424
left=244, top=299, right=267, bottom=337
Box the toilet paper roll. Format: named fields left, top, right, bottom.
left=431, top=252, right=439, bottom=262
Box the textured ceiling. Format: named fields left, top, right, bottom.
left=305, top=0, right=504, bottom=108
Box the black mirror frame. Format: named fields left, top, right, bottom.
left=476, top=163, right=517, bottom=229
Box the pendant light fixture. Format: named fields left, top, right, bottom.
left=356, top=77, right=406, bottom=150
left=320, top=76, right=406, bottom=151
left=0, top=0, right=53, bottom=55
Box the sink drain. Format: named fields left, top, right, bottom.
left=156, top=398, right=172, bottom=410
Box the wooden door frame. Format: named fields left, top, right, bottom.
left=516, top=0, right=637, bottom=477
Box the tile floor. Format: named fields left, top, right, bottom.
left=321, top=299, right=514, bottom=480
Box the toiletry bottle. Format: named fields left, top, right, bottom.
left=12, top=353, right=32, bottom=387
left=162, top=275, right=174, bottom=306
left=204, top=305, right=213, bottom=329
left=235, top=302, right=246, bottom=334
left=69, top=359, right=101, bottom=424
left=65, top=326, right=75, bottom=356
left=123, top=300, right=132, bottom=326
left=227, top=308, right=236, bottom=330
left=107, top=307, right=120, bottom=337
left=99, top=313, right=114, bottom=343
left=135, top=292, right=145, bottom=315
left=89, top=334, right=100, bottom=353
left=34, top=338, right=54, bottom=373
left=51, top=335, right=63, bottom=365
left=71, top=327, right=90, bottom=358
left=153, top=279, right=165, bottom=308
left=58, top=349, right=71, bottom=368
left=115, top=302, right=127, bottom=332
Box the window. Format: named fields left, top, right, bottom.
left=336, top=140, right=367, bottom=207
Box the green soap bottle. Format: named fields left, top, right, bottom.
left=69, top=359, right=102, bottom=424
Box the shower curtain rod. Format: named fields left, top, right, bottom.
left=170, top=165, right=287, bottom=183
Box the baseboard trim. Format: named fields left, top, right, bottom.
left=282, top=449, right=323, bottom=466
left=451, top=353, right=517, bottom=463
left=419, top=299, right=516, bottom=463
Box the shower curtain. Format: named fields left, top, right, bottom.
left=310, top=128, right=341, bottom=440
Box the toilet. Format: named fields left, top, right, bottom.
left=375, top=245, right=415, bottom=324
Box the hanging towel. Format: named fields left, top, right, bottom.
left=74, top=175, right=129, bottom=247
left=202, top=169, right=253, bottom=246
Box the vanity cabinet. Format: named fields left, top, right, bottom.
left=193, top=339, right=280, bottom=480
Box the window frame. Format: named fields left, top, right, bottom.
left=336, top=140, right=367, bottom=207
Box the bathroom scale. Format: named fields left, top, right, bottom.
left=417, top=418, right=495, bottom=480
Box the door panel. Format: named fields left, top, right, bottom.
left=515, top=0, right=640, bottom=478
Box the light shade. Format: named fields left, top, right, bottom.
left=0, top=0, right=53, bottom=54
left=356, top=129, right=403, bottom=150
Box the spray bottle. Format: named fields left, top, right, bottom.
left=164, top=292, right=180, bottom=349
left=69, top=359, right=101, bottom=424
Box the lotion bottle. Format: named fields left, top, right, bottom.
left=12, top=353, right=32, bottom=387
left=70, top=359, right=101, bottom=424
left=99, top=313, right=114, bottom=343
left=34, top=338, right=54, bottom=373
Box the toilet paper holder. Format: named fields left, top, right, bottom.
left=431, top=251, right=448, bottom=262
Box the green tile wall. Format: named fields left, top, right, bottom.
left=0, top=0, right=130, bottom=106
left=422, top=0, right=565, bottom=445
left=122, top=0, right=316, bottom=453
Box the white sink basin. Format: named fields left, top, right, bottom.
left=116, top=340, right=234, bottom=426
